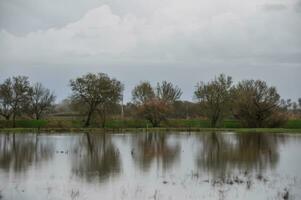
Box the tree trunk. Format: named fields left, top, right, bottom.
left=12, top=113, right=16, bottom=128
left=36, top=113, right=40, bottom=120
left=150, top=119, right=159, bottom=127
left=100, top=107, right=106, bottom=128
left=84, top=109, right=94, bottom=127
left=210, top=117, right=217, bottom=128
left=101, top=117, right=106, bottom=128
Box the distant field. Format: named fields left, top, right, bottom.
left=0, top=118, right=300, bottom=129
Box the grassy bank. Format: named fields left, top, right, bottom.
left=0, top=127, right=301, bottom=134
left=0, top=119, right=301, bottom=133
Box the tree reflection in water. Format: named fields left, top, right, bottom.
left=0, top=133, right=54, bottom=173
left=197, top=132, right=285, bottom=177
left=132, top=133, right=180, bottom=172
left=71, top=133, right=121, bottom=182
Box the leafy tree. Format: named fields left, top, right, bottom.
left=231, top=79, right=286, bottom=128
left=137, top=99, right=171, bottom=127
left=194, top=74, right=233, bottom=128
left=27, top=83, right=56, bottom=120
left=70, top=73, right=123, bottom=127
left=0, top=76, right=31, bottom=127
left=132, top=81, right=182, bottom=127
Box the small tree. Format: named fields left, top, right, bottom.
left=132, top=81, right=155, bottom=104
left=132, top=81, right=182, bottom=127
left=0, top=76, right=31, bottom=127
left=0, top=79, right=13, bottom=120
left=194, top=74, right=233, bottom=128
left=27, top=83, right=56, bottom=120
left=70, top=73, right=123, bottom=127
left=231, top=79, right=285, bottom=128
left=138, top=99, right=171, bottom=127
left=156, top=81, right=182, bottom=103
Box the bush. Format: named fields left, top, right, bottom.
left=266, top=112, right=288, bottom=128
left=45, top=119, right=81, bottom=128
left=284, top=119, right=301, bottom=129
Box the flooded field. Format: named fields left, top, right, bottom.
left=0, top=132, right=300, bottom=200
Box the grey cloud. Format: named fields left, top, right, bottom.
left=262, top=3, right=287, bottom=11
left=295, top=0, right=301, bottom=12
left=0, top=0, right=103, bottom=35
left=0, top=0, right=300, bottom=101
left=0, top=0, right=163, bottom=35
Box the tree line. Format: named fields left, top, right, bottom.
left=1, top=73, right=300, bottom=128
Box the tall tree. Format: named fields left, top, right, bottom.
left=70, top=73, right=123, bottom=127
left=27, top=83, right=56, bottom=120
left=194, top=74, right=233, bottom=128
left=231, top=79, right=285, bottom=128
left=132, top=81, right=182, bottom=127
left=0, top=76, right=31, bottom=127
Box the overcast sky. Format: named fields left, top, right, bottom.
left=0, top=0, right=300, bottom=102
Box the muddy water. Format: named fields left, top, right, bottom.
left=0, top=132, right=300, bottom=200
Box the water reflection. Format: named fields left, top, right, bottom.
left=0, top=132, right=300, bottom=200
left=132, top=133, right=180, bottom=172
left=197, top=133, right=284, bottom=176
left=71, top=133, right=121, bottom=182
left=0, top=133, right=54, bottom=173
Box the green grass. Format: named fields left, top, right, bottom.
left=0, top=127, right=300, bottom=134
left=16, top=120, right=48, bottom=128
left=0, top=119, right=300, bottom=131
left=0, top=120, right=48, bottom=128
left=160, top=119, right=241, bottom=128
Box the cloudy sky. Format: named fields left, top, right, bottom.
left=0, top=0, right=300, bottom=102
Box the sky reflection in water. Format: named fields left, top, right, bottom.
left=0, top=132, right=300, bottom=200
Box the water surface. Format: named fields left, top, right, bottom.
left=0, top=132, right=300, bottom=200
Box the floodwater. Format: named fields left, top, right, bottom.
left=0, top=132, right=300, bottom=200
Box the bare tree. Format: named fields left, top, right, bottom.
left=132, top=81, right=182, bottom=127
left=0, top=76, right=31, bottom=127
left=194, top=74, right=233, bottom=128
left=27, top=83, right=56, bottom=120
left=231, top=79, right=285, bottom=128
left=70, top=73, right=123, bottom=127
left=156, top=81, right=182, bottom=103
left=0, top=79, right=13, bottom=120
left=132, top=81, right=155, bottom=104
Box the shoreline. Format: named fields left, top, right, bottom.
left=0, top=127, right=301, bottom=134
